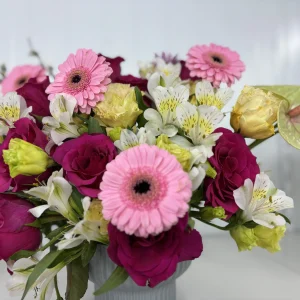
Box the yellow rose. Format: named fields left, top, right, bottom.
left=199, top=206, right=226, bottom=221
left=156, top=134, right=191, bottom=171
left=254, top=225, right=286, bottom=253
left=230, top=86, right=280, bottom=139
left=3, top=138, right=54, bottom=178
left=230, top=225, right=257, bottom=251
left=93, top=83, right=142, bottom=128
left=85, top=199, right=109, bottom=237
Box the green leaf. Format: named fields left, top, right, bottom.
left=81, top=241, right=98, bottom=267
left=189, top=187, right=204, bottom=207
left=88, top=117, right=105, bottom=134
left=25, top=219, right=41, bottom=228
left=134, top=87, right=148, bottom=111
left=47, top=225, right=70, bottom=240
left=21, top=250, right=62, bottom=300
left=276, top=212, right=291, bottom=225
left=70, top=187, right=84, bottom=216
left=10, top=250, right=36, bottom=261
left=65, top=258, right=89, bottom=300
left=94, top=266, right=129, bottom=296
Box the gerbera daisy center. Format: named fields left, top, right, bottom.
left=72, top=74, right=82, bottom=83
left=17, top=76, right=28, bottom=86
left=133, top=180, right=151, bottom=194
left=65, top=67, right=92, bottom=94
left=212, top=55, right=222, bottom=63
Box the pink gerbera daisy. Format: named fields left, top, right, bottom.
left=46, top=49, right=113, bottom=114
left=186, top=43, right=245, bottom=87
left=99, top=144, right=192, bottom=238
left=1, top=65, right=46, bottom=94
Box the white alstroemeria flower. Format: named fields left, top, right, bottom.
left=6, top=257, right=64, bottom=300
left=114, top=128, right=156, bottom=151
left=147, top=71, right=181, bottom=99
left=25, top=169, right=77, bottom=222
left=57, top=197, right=107, bottom=250
left=188, top=165, right=206, bottom=191
left=0, top=92, right=34, bottom=135
left=42, top=94, right=80, bottom=145
left=144, top=85, right=189, bottom=137
left=234, top=173, right=294, bottom=228
left=173, top=102, right=223, bottom=161
left=195, top=80, right=233, bottom=110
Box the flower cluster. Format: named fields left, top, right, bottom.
left=0, top=44, right=297, bottom=300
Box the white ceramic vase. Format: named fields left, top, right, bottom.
left=89, top=245, right=191, bottom=300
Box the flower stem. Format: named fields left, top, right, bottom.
left=249, top=131, right=279, bottom=150
left=54, top=275, right=63, bottom=300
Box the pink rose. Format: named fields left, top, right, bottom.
left=0, top=118, right=49, bottom=192
left=0, top=194, right=41, bottom=261
left=107, top=215, right=203, bottom=287
left=205, top=128, right=260, bottom=216
left=53, top=134, right=117, bottom=197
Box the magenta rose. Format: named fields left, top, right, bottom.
left=0, top=118, right=49, bottom=192
left=17, top=77, right=50, bottom=117
left=205, top=128, right=260, bottom=216
left=98, top=53, right=124, bottom=82
left=0, top=194, right=41, bottom=261
left=107, top=215, right=203, bottom=287
left=115, top=75, right=148, bottom=92
left=53, top=134, right=117, bottom=197
left=180, top=60, right=197, bottom=80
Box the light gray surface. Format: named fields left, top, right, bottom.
left=1, top=232, right=299, bottom=300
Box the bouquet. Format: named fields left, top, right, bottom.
left=0, top=43, right=298, bottom=300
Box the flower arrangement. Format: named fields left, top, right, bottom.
left=0, top=42, right=298, bottom=300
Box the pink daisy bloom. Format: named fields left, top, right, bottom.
left=99, top=144, right=192, bottom=238
left=1, top=65, right=46, bottom=94
left=186, top=43, right=245, bottom=87
left=46, top=49, right=113, bottom=114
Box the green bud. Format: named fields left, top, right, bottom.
left=230, top=225, right=257, bottom=252
left=199, top=206, right=226, bottom=221
left=108, top=127, right=122, bottom=142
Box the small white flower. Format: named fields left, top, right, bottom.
left=57, top=197, right=106, bottom=250
left=195, top=80, right=233, bottom=110
left=25, top=169, right=77, bottom=222
left=234, top=173, right=294, bottom=228
left=188, top=165, right=206, bottom=191
left=174, top=102, right=223, bottom=161
left=0, top=92, right=34, bottom=135
left=145, top=85, right=189, bottom=137
left=114, top=128, right=156, bottom=151
left=42, top=94, right=80, bottom=146
left=6, top=257, right=63, bottom=300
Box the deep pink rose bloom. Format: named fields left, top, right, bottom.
left=0, top=194, right=41, bottom=261
left=205, top=128, right=260, bottom=216
left=115, top=75, right=148, bottom=92
left=0, top=119, right=49, bottom=192
left=53, top=134, right=117, bottom=197
left=107, top=214, right=203, bottom=287
left=17, top=77, right=51, bottom=117
left=98, top=53, right=124, bottom=82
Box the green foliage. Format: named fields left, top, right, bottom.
left=81, top=241, right=98, bottom=267
left=88, top=117, right=105, bottom=134
left=70, top=187, right=84, bottom=216
left=135, top=87, right=148, bottom=127
left=65, top=258, right=89, bottom=300
left=94, top=266, right=129, bottom=296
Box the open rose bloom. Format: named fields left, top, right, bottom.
left=0, top=46, right=297, bottom=300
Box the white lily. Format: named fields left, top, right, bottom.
left=6, top=257, right=64, bottom=300
left=42, top=93, right=80, bottom=145
left=173, top=102, right=223, bottom=161
left=57, top=197, right=108, bottom=250
left=0, top=92, right=34, bottom=135
left=234, top=173, right=294, bottom=228
left=114, top=128, right=156, bottom=151
left=195, top=80, right=233, bottom=110
left=25, top=169, right=78, bottom=223
left=144, top=85, right=189, bottom=137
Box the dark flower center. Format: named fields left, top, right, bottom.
left=212, top=55, right=222, bottom=63
left=17, top=77, right=28, bottom=86
left=72, top=74, right=82, bottom=83
left=134, top=180, right=151, bottom=194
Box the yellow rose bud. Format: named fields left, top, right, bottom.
left=230, top=86, right=280, bottom=139
left=199, top=206, right=226, bottom=221
left=254, top=225, right=286, bottom=253
left=107, top=127, right=122, bottom=142
left=93, top=83, right=142, bottom=128
left=3, top=138, right=54, bottom=178
left=156, top=134, right=191, bottom=171
left=230, top=225, right=257, bottom=251
left=85, top=199, right=109, bottom=237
